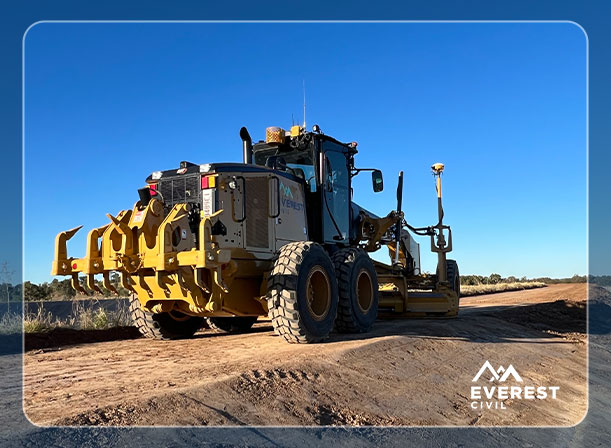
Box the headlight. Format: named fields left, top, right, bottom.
left=151, top=171, right=163, bottom=180
left=199, top=164, right=212, bottom=173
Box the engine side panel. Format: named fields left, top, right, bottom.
left=274, top=177, right=308, bottom=250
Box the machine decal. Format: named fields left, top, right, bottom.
left=279, top=182, right=294, bottom=199
left=281, top=197, right=304, bottom=212
left=202, top=189, right=214, bottom=216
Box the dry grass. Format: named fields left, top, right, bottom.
left=461, top=282, right=546, bottom=297
left=69, top=300, right=131, bottom=330
left=0, top=312, right=23, bottom=335
left=23, top=306, right=58, bottom=333
left=0, top=301, right=131, bottom=335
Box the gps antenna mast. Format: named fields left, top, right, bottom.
left=303, top=79, right=306, bottom=129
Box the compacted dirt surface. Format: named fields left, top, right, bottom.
left=23, top=283, right=593, bottom=427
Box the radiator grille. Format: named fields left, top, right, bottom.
left=245, top=177, right=269, bottom=248
left=158, top=175, right=201, bottom=213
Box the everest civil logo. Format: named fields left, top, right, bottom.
left=279, top=182, right=294, bottom=199
left=470, top=360, right=559, bottom=410
left=472, top=360, right=523, bottom=383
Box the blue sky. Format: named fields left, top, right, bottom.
left=24, top=22, right=586, bottom=284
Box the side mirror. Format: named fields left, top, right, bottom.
left=372, top=170, right=384, bottom=192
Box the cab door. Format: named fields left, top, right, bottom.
left=322, top=143, right=349, bottom=244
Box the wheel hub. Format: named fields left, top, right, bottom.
left=356, top=269, right=374, bottom=313
left=305, top=266, right=331, bottom=321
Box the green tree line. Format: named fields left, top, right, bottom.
left=461, top=273, right=588, bottom=286
left=0, top=283, right=23, bottom=302
left=0, top=273, right=602, bottom=302
left=591, top=275, right=611, bottom=287
left=22, top=273, right=131, bottom=301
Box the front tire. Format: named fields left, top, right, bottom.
left=267, top=242, right=338, bottom=343
left=332, top=248, right=379, bottom=333
left=446, top=259, right=460, bottom=299
left=129, top=297, right=205, bottom=340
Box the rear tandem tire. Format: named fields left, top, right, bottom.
left=267, top=241, right=339, bottom=343
left=332, top=248, right=379, bottom=333
left=129, top=296, right=205, bottom=340
left=205, top=316, right=258, bottom=333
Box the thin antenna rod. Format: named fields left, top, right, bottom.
left=302, top=79, right=306, bottom=129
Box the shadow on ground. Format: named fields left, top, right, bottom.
left=18, top=290, right=610, bottom=352
left=24, top=326, right=142, bottom=352
left=329, top=298, right=594, bottom=345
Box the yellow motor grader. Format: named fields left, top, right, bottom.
left=51, top=124, right=459, bottom=343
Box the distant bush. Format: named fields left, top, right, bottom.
left=461, top=282, right=547, bottom=297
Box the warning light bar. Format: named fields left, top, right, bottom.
left=201, top=175, right=216, bottom=189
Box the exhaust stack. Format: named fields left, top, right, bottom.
left=240, top=127, right=253, bottom=164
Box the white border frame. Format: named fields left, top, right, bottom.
left=21, top=20, right=590, bottom=430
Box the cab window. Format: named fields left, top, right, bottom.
left=322, top=143, right=349, bottom=243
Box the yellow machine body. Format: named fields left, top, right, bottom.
left=50, top=125, right=459, bottom=342
left=51, top=169, right=310, bottom=319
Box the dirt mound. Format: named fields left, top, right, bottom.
left=25, top=326, right=142, bottom=352
left=60, top=404, right=139, bottom=426
left=58, top=365, right=391, bottom=427
left=485, top=299, right=586, bottom=340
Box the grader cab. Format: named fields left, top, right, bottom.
left=51, top=124, right=459, bottom=343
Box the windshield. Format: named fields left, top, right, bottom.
left=254, top=148, right=317, bottom=192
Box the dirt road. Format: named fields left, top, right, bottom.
left=24, top=284, right=590, bottom=427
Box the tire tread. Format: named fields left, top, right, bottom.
left=332, top=248, right=378, bottom=333
left=267, top=241, right=334, bottom=343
